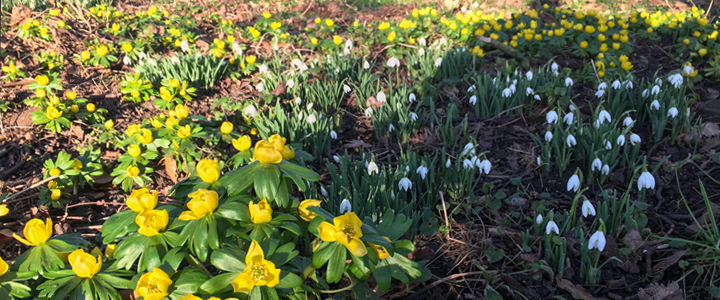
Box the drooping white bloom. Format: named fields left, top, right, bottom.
left=138, top=52, right=147, bottom=60
left=244, top=105, right=257, bottom=117
left=328, top=130, right=337, bottom=139
left=367, top=161, right=379, bottom=175
left=147, top=58, right=157, bottom=67
left=655, top=77, right=663, bottom=86
left=509, top=84, right=516, bottom=94
left=387, top=57, right=400, bottom=68
left=320, top=186, right=328, bottom=197
left=181, top=39, right=190, bottom=52
left=340, top=199, right=352, bottom=213
left=565, top=77, right=574, bottom=87
left=598, top=82, right=608, bottom=90
left=232, top=43, right=243, bottom=56
left=477, top=160, right=492, bottom=174
left=418, top=37, right=427, bottom=46
left=651, top=85, right=660, bottom=95
left=668, top=73, right=683, bottom=88
left=363, top=60, right=370, bottom=69
left=344, top=39, right=353, bottom=52
left=602, top=164, right=610, bottom=175
left=446, top=159, right=452, bottom=168
left=526, top=87, right=534, bottom=96
left=256, top=83, right=265, bottom=92
left=564, top=113, right=574, bottom=125
left=551, top=62, right=559, bottom=74
left=566, top=135, right=577, bottom=147
left=377, top=91, right=387, bottom=103
left=546, top=111, right=559, bottom=124
left=569, top=104, right=577, bottom=111
left=418, top=48, right=425, bottom=56
left=638, top=172, right=656, bottom=190
left=416, top=165, right=428, bottom=180
left=388, top=124, right=395, bottom=132
left=588, top=231, right=606, bottom=251
left=409, top=112, right=418, bottom=122
left=391, top=191, right=395, bottom=200
left=544, top=131, right=553, bottom=142
left=612, top=80, right=621, bottom=89
left=396, top=102, right=402, bottom=109
left=286, top=79, right=295, bottom=88
left=333, top=155, right=340, bottom=163
left=667, top=107, right=678, bottom=118
left=623, top=116, right=634, bottom=127
left=502, top=88, right=512, bottom=98
left=399, top=178, right=412, bottom=191
left=567, top=174, right=580, bottom=192
left=624, top=80, right=634, bottom=89
left=259, top=64, right=269, bottom=74
left=343, top=85, right=351, bottom=93
left=630, top=133, right=641, bottom=145
left=650, top=100, right=660, bottom=110
left=604, top=140, right=612, bottom=150
left=582, top=200, right=596, bottom=217
left=642, top=89, right=649, bottom=98
left=537, top=157, right=542, bottom=165
left=536, top=214, right=544, bottom=224
left=526, top=71, right=533, bottom=81
left=462, top=159, right=474, bottom=169
left=617, top=135, right=626, bottom=146
left=461, top=143, right=475, bottom=156
left=467, top=85, right=476, bottom=92
left=297, top=112, right=304, bottom=120
left=546, top=221, right=560, bottom=235
left=598, top=110, right=611, bottom=124
left=683, top=65, right=695, bottom=76
left=469, top=95, right=477, bottom=105
left=595, top=89, right=605, bottom=98
left=408, top=93, right=416, bottom=102
left=364, top=107, right=373, bottom=117
left=307, top=103, right=314, bottom=110
left=592, top=158, right=602, bottom=171
left=534, top=94, right=541, bottom=101
left=306, top=114, right=316, bottom=124
left=434, top=57, right=443, bottom=67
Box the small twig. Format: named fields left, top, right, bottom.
left=590, top=58, right=601, bottom=82
left=3, top=175, right=60, bottom=203
left=705, top=0, right=713, bottom=18
left=301, top=0, right=315, bottom=15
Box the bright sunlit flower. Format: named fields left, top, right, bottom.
left=14, top=218, right=53, bottom=246
left=136, top=209, right=169, bottom=237
left=318, top=212, right=367, bottom=257
left=179, top=189, right=218, bottom=220
left=298, top=199, right=322, bottom=221
left=136, top=267, right=172, bottom=300
left=231, top=240, right=281, bottom=292
left=196, top=159, right=220, bottom=183
left=126, top=188, right=158, bottom=213
left=249, top=199, right=273, bottom=224
left=69, top=249, right=102, bottom=278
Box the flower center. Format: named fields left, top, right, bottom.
left=250, top=263, right=268, bottom=281
left=342, top=225, right=355, bottom=239
left=148, top=278, right=163, bottom=293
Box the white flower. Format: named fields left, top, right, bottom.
left=544, top=131, right=553, bottom=142
left=388, top=124, right=395, bottom=132
left=343, top=85, right=351, bottom=93
left=138, top=52, right=147, bottom=60
left=546, top=221, right=560, bottom=235
left=232, top=43, right=243, bottom=56
left=667, top=107, right=678, bottom=118
left=595, top=89, right=605, bottom=98
left=551, top=62, right=559, bottom=74
left=123, top=56, right=132, bottom=65
left=416, top=166, right=428, bottom=179
left=546, top=111, right=558, bottom=124
left=462, top=159, right=474, bottom=169
left=582, top=200, right=596, bottom=217
left=668, top=74, right=683, bottom=88
left=683, top=65, right=695, bottom=76
left=256, top=83, right=265, bottom=92
left=387, top=57, right=400, bottom=68
left=377, top=91, right=387, bottom=103
left=418, top=48, right=425, bottom=56
left=306, top=114, right=316, bottom=124
left=638, top=172, right=655, bottom=190
left=446, top=159, right=452, bottom=168
left=502, top=88, right=512, bottom=98
left=409, top=112, right=418, bottom=122
left=364, top=107, right=373, bottom=117
left=565, top=77, right=574, bottom=87
left=286, top=79, right=295, bottom=88
left=467, top=85, right=476, bottom=92
left=650, top=100, right=660, bottom=110
left=526, top=71, right=533, bottom=81
left=147, top=58, right=157, bottom=67
left=651, top=85, right=660, bottom=95
left=244, top=105, right=257, bottom=117
left=537, top=157, right=542, bottom=165
left=630, top=133, right=641, bottom=145
left=461, top=143, right=475, bottom=156
left=330, top=130, right=337, bottom=139
left=419, top=37, right=427, bottom=46
left=592, top=158, right=602, bottom=171
left=320, top=186, right=328, bottom=197
left=566, top=135, right=577, bottom=147
left=367, top=161, right=379, bottom=175
left=588, top=231, right=606, bottom=251
left=259, top=64, right=269, bottom=74
left=536, top=214, right=544, bottom=224
left=181, top=39, right=190, bottom=52
left=434, top=57, right=443, bottom=67
left=340, top=199, right=352, bottom=213
left=363, top=60, right=370, bottom=69
left=297, top=112, right=303, bottom=120
left=605, top=140, right=612, bottom=150
left=623, top=116, right=634, bottom=127
left=534, top=95, right=541, bottom=101
left=569, top=104, right=577, bottom=111
left=509, top=84, right=516, bottom=94
left=333, top=155, right=340, bottom=163
left=344, top=39, right=353, bottom=51
left=469, top=95, right=477, bottom=105
left=617, top=135, right=626, bottom=146
left=307, top=103, right=314, bottom=110
left=598, top=82, right=608, bottom=90
left=477, top=160, right=491, bottom=174
left=655, top=77, right=663, bottom=86
left=526, top=87, right=534, bottom=96
left=564, top=113, right=574, bottom=125
left=624, top=80, right=634, bottom=89
left=602, top=164, right=610, bottom=175
left=391, top=191, right=395, bottom=200
left=408, top=93, right=416, bottom=102
left=567, top=174, right=580, bottom=192
left=399, top=178, right=412, bottom=191
left=612, top=80, right=621, bottom=89
left=642, top=89, right=649, bottom=98
left=598, top=110, right=611, bottom=124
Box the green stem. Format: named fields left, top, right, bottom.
left=184, top=254, right=212, bottom=277
left=319, top=273, right=357, bottom=293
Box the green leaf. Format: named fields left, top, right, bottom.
left=101, top=210, right=139, bottom=244
left=199, top=272, right=238, bottom=294
left=255, top=164, right=281, bottom=200
left=221, top=162, right=260, bottom=195
left=169, top=268, right=209, bottom=299
left=484, top=246, right=505, bottom=263
left=326, top=243, right=346, bottom=284
left=275, top=271, right=303, bottom=288
left=373, top=261, right=392, bottom=292
left=312, top=242, right=335, bottom=269
left=210, top=244, right=247, bottom=272
left=278, top=161, right=320, bottom=181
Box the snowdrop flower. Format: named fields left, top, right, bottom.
left=655, top=77, right=663, bottom=86
left=306, top=114, right=316, bottom=124
left=364, top=107, right=373, bottom=117
left=668, top=74, right=683, bottom=88
left=398, top=178, right=412, bottom=191
left=598, top=110, right=611, bottom=124
left=544, top=131, right=553, bottom=142
left=526, top=87, right=534, bottom=96
left=147, top=58, right=157, bottom=67
left=259, top=64, right=269, bottom=74
left=409, top=112, right=418, bottom=122
left=376, top=91, right=386, bottom=103
left=446, top=159, right=452, bottom=168
left=297, top=112, right=303, bottom=120
left=367, top=162, right=379, bottom=175
left=330, top=131, right=337, bottom=139
left=320, top=186, right=328, bottom=197
left=642, top=89, right=649, bottom=97
left=307, top=103, right=314, bottom=110
left=286, top=79, right=295, bottom=88
left=605, top=140, right=612, bottom=150
left=387, top=57, right=400, bottom=68
left=567, top=174, right=580, bottom=192
left=509, top=84, right=516, bottom=94
left=390, top=191, right=395, bottom=201
left=181, top=39, right=190, bottom=52
left=344, top=40, right=353, bottom=53
left=612, top=80, right=621, bottom=89
left=123, top=56, right=132, bottom=65
left=388, top=124, right=395, bottom=132
left=333, top=155, right=340, bottom=163
left=512, top=79, right=517, bottom=85
left=623, top=116, right=634, bottom=127
left=232, top=43, right=243, bottom=56
left=564, top=113, right=574, bottom=125
left=566, top=135, right=577, bottom=147
left=551, top=62, right=559, bottom=74
left=536, top=214, right=544, bottom=225
left=418, top=48, right=425, bottom=56
left=588, top=231, right=606, bottom=251
left=534, top=95, right=541, bottom=101
left=650, top=100, right=660, bottom=110
left=462, top=159, right=474, bottom=169
left=569, top=104, right=577, bottom=111
left=502, top=88, right=512, bottom=98
left=256, top=83, right=265, bottom=92
left=598, top=82, right=608, bottom=90
left=651, top=85, right=660, bottom=95
left=638, top=172, right=655, bottom=190
left=617, top=135, right=626, bottom=146
left=624, top=80, right=634, bottom=89
left=434, top=57, right=443, bottom=67
left=582, top=200, right=596, bottom=217
left=418, top=37, right=427, bottom=46
left=477, top=160, right=491, bottom=174
left=343, top=85, right=351, bottom=93
left=565, top=77, right=574, bottom=87
left=469, top=95, right=477, bottom=105
left=594, top=119, right=602, bottom=129
left=595, top=89, right=605, bottom=98
left=592, top=158, right=602, bottom=171
left=467, top=85, right=476, bottom=92
left=363, top=60, right=370, bottom=69
left=244, top=105, right=257, bottom=117
left=667, top=107, right=678, bottom=118
left=408, top=93, right=416, bottom=102
left=526, top=71, right=533, bottom=81
left=340, top=199, right=352, bottom=213
left=546, top=111, right=558, bottom=124
left=537, top=157, right=542, bottom=165
left=602, top=164, right=610, bottom=175
left=416, top=166, right=428, bottom=180
left=630, top=133, right=641, bottom=145
left=546, top=221, right=560, bottom=235
left=461, top=143, right=475, bottom=156
left=138, top=52, right=147, bottom=60
left=683, top=65, right=695, bottom=76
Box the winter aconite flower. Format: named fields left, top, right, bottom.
left=136, top=267, right=172, bottom=300
left=14, top=218, right=53, bottom=246
left=0, top=204, right=8, bottom=216
left=126, top=165, right=140, bottom=178
left=136, top=209, right=169, bottom=237
left=368, top=236, right=393, bottom=259
left=318, top=212, right=367, bottom=257
left=179, top=189, right=218, bottom=220
left=232, top=135, right=252, bottom=152
left=0, top=257, right=8, bottom=276
left=126, top=188, right=158, bottom=213
left=231, top=240, right=281, bottom=292
left=249, top=199, right=273, bottom=224
left=298, top=199, right=322, bottom=222
left=220, top=122, right=233, bottom=134
left=196, top=159, right=220, bottom=183
left=69, top=249, right=102, bottom=278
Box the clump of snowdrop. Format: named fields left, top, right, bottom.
left=387, top=57, right=400, bottom=68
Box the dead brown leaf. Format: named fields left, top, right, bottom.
left=343, top=139, right=373, bottom=149
left=163, top=156, right=179, bottom=184
left=637, top=282, right=683, bottom=300
left=652, top=251, right=686, bottom=273
left=556, top=276, right=608, bottom=300
left=702, top=122, right=720, bottom=137
left=622, top=229, right=644, bottom=251
left=365, top=95, right=383, bottom=108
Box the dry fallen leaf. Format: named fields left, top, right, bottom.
left=652, top=251, right=686, bottom=273
left=163, top=156, right=179, bottom=184
left=637, top=282, right=683, bottom=300
left=556, top=276, right=608, bottom=300
left=343, top=139, right=373, bottom=149
left=702, top=122, right=720, bottom=137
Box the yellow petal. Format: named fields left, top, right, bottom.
left=0, top=204, right=8, bottom=216
left=13, top=233, right=34, bottom=246
left=231, top=272, right=255, bottom=293
left=245, top=240, right=265, bottom=266
left=178, top=211, right=201, bottom=221
left=317, top=222, right=337, bottom=242
left=346, top=238, right=368, bottom=257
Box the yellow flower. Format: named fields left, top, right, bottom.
left=126, top=188, right=158, bottom=213
left=220, top=122, right=233, bottom=134
left=104, top=119, right=114, bottom=130
left=612, top=43, right=620, bottom=50
left=585, top=25, right=595, bottom=34
left=599, top=43, right=608, bottom=52
left=621, top=61, right=633, bottom=71
left=46, top=106, right=63, bottom=120
left=136, top=209, right=169, bottom=237
left=250, top=128, right=258, bottom=135
left=270, top=22, right=282, bottom=30
left=196, top=159, right=220, bottom=183
left=14, top=218, right=53, bottom=246
left=68, top=249, right=102, bottom=278
left=0, top=204, right=8, bottom=216
left=311, top=37, right=318, bottom=45
left=620, top=35, right=628, bottom=43
left=233, top=135, right=252, bottom=152
left=378, top=22, right=390, bottom=30
left=51, top=189, right=61, bottom=200
left=231, top=240, right=281, bottom=292
left=368, top=236, right=392, bottom=259
left=598, top=70, right=605, bottom=78
left=387, top=31, right=396, bottom=42
left=579, top=41, right=588, bottom=49
left=318, top=212, right=367, bottom=257
left=127, top=144, right=141, bottom=157
left=263, top=11, right=272, bottom=19
left=333, top=35, right=342, bottom=45
left=179, top=294, right=203, bottom=300
left=699, top=48, right=707, bottom=56
left=314, top=17, right=321, bottom=24
left=683, top=63, right=698, bottom=77
left=325, top=19, right=334, bottom=27
left=122, top=43, right=133, bottom=53
left=65, top=90, right=77, bottom=100
left=177, top=125, right=192, bottom=138
left=138, top=129, right=154, bottom=144
left=126, top=165, right=140, bottom=178
left=298, top=199, right=322, bottom=221
left=86, top=103, right=96, bottom=112
left=96, top=45, right=109, bottom=57
left=169, top=78, right=181, bottom=88
left=36, top=75, right=49, bottom=86
left=50, top=168, right=62, bottom=176
left=0, top=257, right=8, bottom=276
left=136, top=267, right=172, bottom=300
left=619, top=55, right=629, bottom=63
left=245, top=55, right=256, bottom=64
left=69, top=104, right=78, bottom=113
left=72, top=159, right=83, bottom=169
left=249, top=199, right=273, bottom=224
left=36, top=89, right=47, bottom=98
left=174, top=104, right=189, bottom=119
left=253, top=140, right=282, bottom=164
left=179, top=189, right=219, bottom=220
left=683, top=38, right=690, bottom=45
